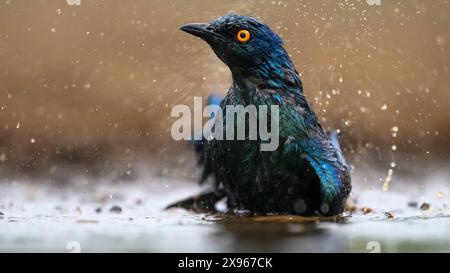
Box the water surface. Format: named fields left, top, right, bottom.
left=1, top=167, right=449, bottom=253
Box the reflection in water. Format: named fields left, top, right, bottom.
left=213, top=218, right=338, bottom=252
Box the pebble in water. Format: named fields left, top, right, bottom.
left=420, top=203, right=431, bottom=211
left=109, top=206, right=122, bottom=213
left=362, top=207, right=373, bottom=214
left=385, top=212, right=394, bottom=219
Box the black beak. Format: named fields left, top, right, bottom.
left=180, top=23, right=223, bottom=42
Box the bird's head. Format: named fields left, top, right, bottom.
left=181, top=14, right=287, bottom=73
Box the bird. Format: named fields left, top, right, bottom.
left=168, top=13, right=351, bottom=216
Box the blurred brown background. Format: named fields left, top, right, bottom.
left=0, top=0, right=448, bottom=178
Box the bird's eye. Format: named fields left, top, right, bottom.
left=236, top=30, right=250, bottom=43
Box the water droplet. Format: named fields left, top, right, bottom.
left=293, top=199, right=307, bottom=214
left=382, top=169, right=394, bottom=191
left=391, top=126, right=399, bottom=138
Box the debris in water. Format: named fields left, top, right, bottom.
left=0, top=211, right=4, bottom=218
left=420, top=203, right=431, bottom=211
left=385, top=211, right=394, bottom=219
left=362, top=207, right=373, bottom=214
left=76, top=206, right=82, bottom=214
left=436, top=191, right=444, bottom=198
left=76, top=219, right=99, bottom=224
left=345, top=202, right=357, bottom=213
left=95, top=207, right=102, bottom=213
left=345, top=198, right=357, bottom=211
left=109, top=205, right=122, bottom=213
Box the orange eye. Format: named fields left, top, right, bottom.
left=237, top=30, right=250, bottom=43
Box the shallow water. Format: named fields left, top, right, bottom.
left=1, top=168, right=449, bottom=253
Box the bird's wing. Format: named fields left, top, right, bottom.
left=283, top=134, right=350, bottom=215
left=191, top=94, right=224, bottom=184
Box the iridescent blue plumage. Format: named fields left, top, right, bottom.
left=177, top=13, right=351, bottom=216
